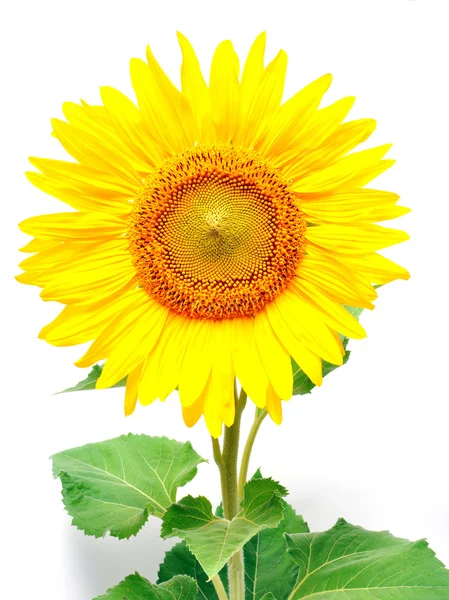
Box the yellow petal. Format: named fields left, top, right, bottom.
left=236, top=49, right=287, bottom=148
left=176, top=32, right=213, bottom=143
left=19, top=240, right=83, bottom=272
left=290, top=279, right=366, bottom=340
left=182, top=394, right=205, bottom=428
left=97, top=300, right=168, bottom=389
left=296, top=253, right=376, bottom=308
left=202, top=373, right=224, bottom=439
left=75, top=291, right=161, bottom=367
left=157, top=314, right=192, bottom=401
left=15, top=272, right=38, bottom=284
left=265, top=383, right=283, bottom=425
left=139, top=312, right=191, bottom=406
left=100, top=86, right=160, bottom=170
left=147, top=43, right=198, bottom=144
left=51, top=118, right=141, bottom=186
left=131, top=49, right=195, bottom=155
left=260, top=73, right=332, bottom=156
left=27, top=240, right=135, bottom=302
left=25, top=171, right=132, bottom=213
left=278, top=96, right=355, bottom=173
left=61, top=99, right=146, bottom=171
left=343, top=252, right=411, bottom=285
left=292, top=145, right=393, bottom=193
left=39, top=283, right=139, bottom=346
left=124, top=362, right=144, bottom=416
left=306, top=223, right=410, bottom=254
left=19, top=212, right=127, bottom=241
left=231, top=317, right=269, bottom=408
left=300, top=188, right=410, bottom=225
left=291, top=119, right=376, bottom=181
left=24, top=238, right=130, bottom=275
left=184, top=320, right=234, bottom=436
left=275, top=289, right=343, bottom=365
left=209, top=40, right=240, bottom=142
left=178, top=320, right=213, bottom=407
left=254, top=310, right=293, bottom=400
left=19, top=238, right=59, bottom=253
left=138, top=354, right=159, bottom=407
left=62, top=101, right=112, bottom=134
left=240, top=32, right=266, bottom=101
left=41, top=267, right=136, bottom=305
left=212, top=321, right=235, bottom=428
left=29, top=157, right=139, bottom=195
left=177, top=32, right=208, bottom=101
left=266, top=301, right=322, bottom=386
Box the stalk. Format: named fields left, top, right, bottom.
left=237, top=408, right=268, bottom=499
left=212, top=384, right=247, bottom=600
left=211, top=575, right=229, bottom=600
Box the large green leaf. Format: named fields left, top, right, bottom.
left=285, top=518, right=449, bottom=599
left=293, top=305, right=364, bottom=395
left=58, top=364, right=127, bottom=393
left=52, top=434, right=205, bottom=539
left=161, top=478, right=286, bottom=579
left=158, top=541, right=228, bottom=600
left=94, top=573, right=197, bottom=600
left=244, top=501, right=309, bottom=600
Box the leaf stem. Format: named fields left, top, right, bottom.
left=219, top=383, right=247, bottom=600
left=237, top=408, right=268, bottom=499
left=211, top=574, right=229, bottom=600
left=211, top=435, right=223, bottom=470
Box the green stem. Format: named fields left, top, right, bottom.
left=222, top=385, right=246, bottom=518
left=227, top=553, right=245, bottom=600
left=211, top=574, right=228, bottom=600
left=237, top=408, right=268, bottom=499
left=219, top=384, right=247, bottom=600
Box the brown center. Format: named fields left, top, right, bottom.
left=129, top=144, right=306, bottom=319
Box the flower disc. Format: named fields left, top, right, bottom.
left=129, top=144, right=306, bottom=319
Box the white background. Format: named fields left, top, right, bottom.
left=1, top=1, right=448, bottom=598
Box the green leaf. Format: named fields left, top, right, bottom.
left=94, top=573, right=197, bottom=600
left=260, top=595, right=276, bottom=600
left=58, top=364, right=126, bottom=393
left=285, top=518, right=449, bottom=599
left=244, top=501, right=309, bottom=600
left=52, top=434, right=205, bottom=539
left=251, top=467, right=263, bottom=479
left=161, top=478, right=286, bottom=579
left=158, top=541, right=228, bottom=600
left=292, top=304, right=363, bottom=395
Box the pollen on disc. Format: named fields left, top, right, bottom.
left=129, top=144, right=306, bottom=319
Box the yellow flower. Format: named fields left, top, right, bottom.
left=18, top=33, right=409, bottom=437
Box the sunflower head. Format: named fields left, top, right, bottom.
left=18, top=32, right=409, bottom=437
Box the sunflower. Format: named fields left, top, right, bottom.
left=18, top=33, right=409, bottom=437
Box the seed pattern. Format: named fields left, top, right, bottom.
left=129, top=144, right=306, bottom=319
